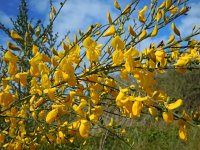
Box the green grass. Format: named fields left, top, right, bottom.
left=80, top=120, right=200, bottom=150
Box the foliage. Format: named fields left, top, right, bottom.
left=0, top=0, right=200, bottom=149
left=156, top=69, right=200, bottom=110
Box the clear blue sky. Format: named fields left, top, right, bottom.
left=0, top=0, right=199, bottom=50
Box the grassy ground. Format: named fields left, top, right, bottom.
left=42, top=118, right=200, bottom=150
left=82, top=120, right=200, bottom=150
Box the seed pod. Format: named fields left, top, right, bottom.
left=10, top=30, right=23, bottom=41
left=51, top=47, right=58, bottom=56
left=171, top=22, right=180, bottom=36
left=49, top=12, right=53, bottom=20
left=167, top=34, right=175, bottom=44
left=52, top=6, right=57, bottom=15
left=151, top=24, right=158, bottom=37
left=30, top=95, right=36, bottom=105
left=7, top=42, right=20, bottom=51
left=62, top=42, right=69, bottom=51
left=28, top=23, right=35, bottom=34
left=35, top=26, right=41, bottom=37
left=166, top=0, right=172, bottom=9
left=114, top=0, right=121, bottom=10
left=139, top=29, right=147, bottom=40
left=155, top=10, right=162, bottom=22
left=158, top=2, right=166, bottom=9
left=25, top=31, right=32, bottom=42
left=42, top=36, right=47, bottom=44
left=107, top=11, right=112, bottom=24
left=74, top=34, right=78, bottom=43
left=179, top=7, right=187, bottom=15
left=34, top=97, right=45, bottom=108
left=128, top=25, right=137, bottom=36
left=148, top=107, right=158, bottom=117
left=122, top=4, right=131, bottom=15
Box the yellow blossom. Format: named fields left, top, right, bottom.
left=112, top=48, right=123, bottom=65
left=46, top=109, right=58, bottom=124
left=110, top=36, right=125, bottom=50
left=162, top=111, right=173, bottom=124
left=79, top=120, right=90, bottom=138
left=103, top=25, right=116, bottom=37
left=83, top=37, right=102, bottom=62
left=179, top=125, right=187, bottom=141
left=132, top=101, right=142, bottom=116
left=138, top=6, right=148, bottom=23
left=15, top=72, right=28, bottom=87
left=166, top=99, right=183, bottom=110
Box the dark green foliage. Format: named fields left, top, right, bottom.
left=156, top=69, right=200, bottom=110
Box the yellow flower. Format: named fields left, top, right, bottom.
left=116, top=88, right=128, bottom=106
left=29, top=95, right=36, bottom=105
left=90, top=89, right=100, bottom=104
left=110, top=36, right=125, bottom=50
left=8, top=61, right=18, bottom=75
left=132, top=101, right=142, bottom=116
left=0, top=133, right=5, bottom=145
left=79, top=119, right=90, bottom=138
left=83, top=37, right=102, bottom=62
left=15, top=72, right=28, bottom=87
left=38, top=110, right=46, bottom=120
left=166, top=99, right=183, bottom=110
left=162, top=111, right=173, bottom=124
left=32, top=44, right=39, bottom=55
left=112, top=48, right=123, bottom=65
left=174, top=56, right=191, bottom=67
left=44, top=88, right=56, bottom=100
left=103, top=25, right=116, bottom=37
left=128, top=25, right=137, bottom=37
left=179, top=125, right=187, bottom=141
left=107, top=117, right=114, bottom=127
left=39, top=62, right=49, bottom=75
left=0, top=91, right=14, bottom=108
left=155, top=48, right=166, bottom=67
left=41, top=74, right=51, bottom=89
left=3, top=50, right=18, bottom=62
left=138, top=6, right=148, bottom=23
left=169, top=6, right=179, bottom=16
left=134, top=96, right=148, bottom=101
left=46, top=109, right=58, bottom=124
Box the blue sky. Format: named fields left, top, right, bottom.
left=0, top=0, right=200, bottom=50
